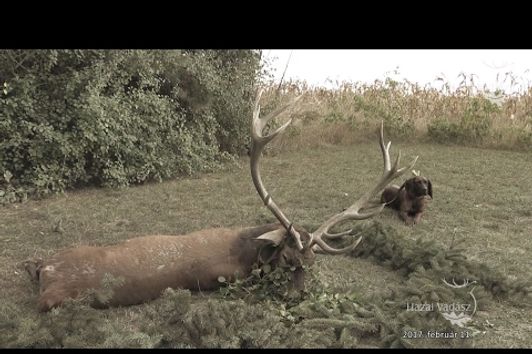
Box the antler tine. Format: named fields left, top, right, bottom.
left=250, top=89, right=304, bottom=250
left=252, top=89, right=298, bottom=146
left=380, top=120, right=392, bottom=174
left=324, top=228, right=353, bottom=238
left=310, top=121, right=418, bottom=254
left=313, top=234, right=363, bottom=254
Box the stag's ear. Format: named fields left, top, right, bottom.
left=428, top=179, right=433, bottom=199
left=256, top=228, right=286, bottom=246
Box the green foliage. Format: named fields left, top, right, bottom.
left=428, top=97, right=497, bottom=144
left=515, top=122, right=532, bottom=147
left=126, top=288, right=289, bottom=348
left=352, top=93, right=415, bottom=138
left=346, top=221, right=531, bottom=305
left=159, top=296, right=286, bottom=348
left=460, top=98, right=498, bottom=140
left=1, top=298, right=165, bottom=348
left=215, top=262, right=384, bottom=348
left=85, top=273, right=126, bottom=307
left=312, top=220, right=531, bottom=347
left=427, top=119, right=463, bottom=143
left=0, top=50, right=261, bottom=202
left=218, top=262, right=306, bottom=306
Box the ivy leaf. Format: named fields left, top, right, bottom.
left=262, top=264, right=271, bottom=274
left=3, top=170, right=13, bottom=184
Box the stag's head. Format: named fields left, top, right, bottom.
left=250, top=89, right=418, bottom=268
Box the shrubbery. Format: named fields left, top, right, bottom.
left=3, top=51, right=532, bottom=204
left=0, top=50, right=260, bottom=203
left=427, top=97, right=497, bottom=144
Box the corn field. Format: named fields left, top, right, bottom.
left=259, top=76, right=532, bottom=152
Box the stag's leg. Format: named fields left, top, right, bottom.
left=413, top=212, right=423, bottom=225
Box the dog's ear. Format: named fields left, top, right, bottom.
left=427, top=179, right=433, bottom=199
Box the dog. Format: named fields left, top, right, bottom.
left=381, top=173, right=432, bottom=226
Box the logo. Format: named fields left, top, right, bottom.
left=439, top=278, right=477, bottom=327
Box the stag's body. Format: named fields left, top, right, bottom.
left=33, top=223, right=310, bottom=312
left=27, top=89, right=418, bottom=312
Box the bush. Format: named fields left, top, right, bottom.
left=516, top=124, right=532, bottom=147
left=0, top=50, right=261, bottom=202
left=355, top=80, right=417, bottom=138
left=427, top=97, right=497, bottom=144
left=427, top=119, right=463, bottom=143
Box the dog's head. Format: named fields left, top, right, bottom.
left=404, top=176, right=432, bottom=199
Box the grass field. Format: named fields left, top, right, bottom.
left=1, top=139, right=531, bottom=348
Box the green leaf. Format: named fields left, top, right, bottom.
left=262, top=264, right=271, bottom=274
left=3, top=170, right=13, bottom=184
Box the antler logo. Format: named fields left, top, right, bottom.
left=440, top=278, right=478, bottom=327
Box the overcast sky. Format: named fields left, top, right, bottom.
left=263, top=50, right=532, bottom=95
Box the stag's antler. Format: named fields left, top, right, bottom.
left=250, top=89, right=305, bottom=250
left=309, top=121, right=418, bottom=253
left=251, top=90, right=418, bottom=254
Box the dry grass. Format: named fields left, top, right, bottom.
left=1, top=140, right=531, bottom=348
left=259, top=78, right=532, bottom=152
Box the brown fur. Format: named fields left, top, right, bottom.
left=381, top=176, right=432, bottom=226
left=25, top=223, right=314, bottom=312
